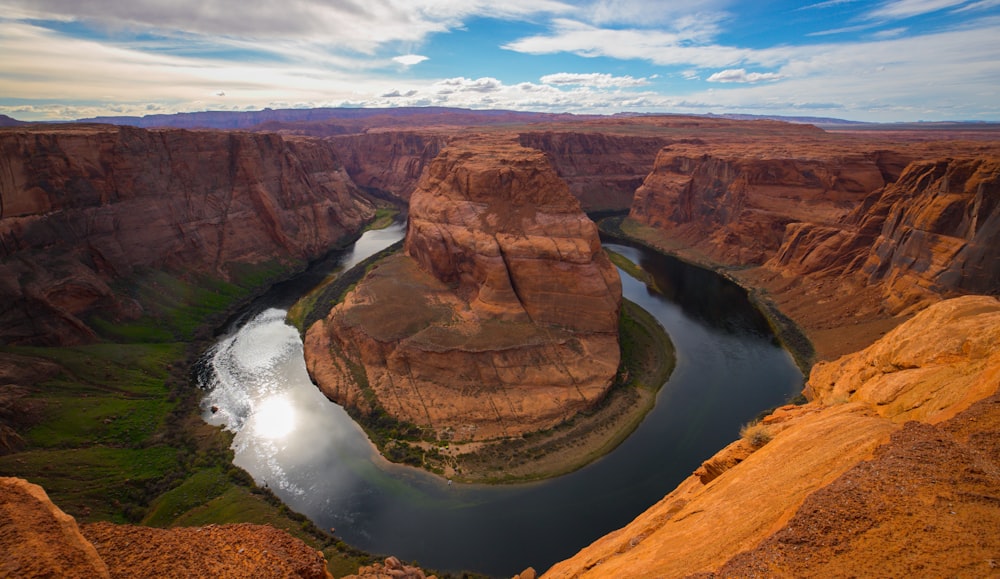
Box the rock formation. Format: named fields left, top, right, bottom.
left=542, top=295, right=1000, bottom=578
left=629, top=144, right=902, bottom=265
left=518, top=132, right=670, bottom=211
left=771, top=157, right=1000, bottom=315
left=1, top=476, right=111, bottom=578
left=328, top=132, right=447, bottom=201
left=0, top=476, right=332, bottom=578
left=305, top=140, right=621, bottom=441
left=0, top=125, right=375, bottom=345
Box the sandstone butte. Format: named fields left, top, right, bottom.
left=543, top=294, right=1000, bottom=579
left=0, top=125, right=374, bottom=346
left=304, top=140, right=622, bottom=441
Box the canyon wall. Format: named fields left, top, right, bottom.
left=628, top=144, right=907, bottom=265
left=518, top=132, right=670, bottom=211
left=305, top=140, right=622, bottom=441
left=543, top=295, right=1000, bottom=578
left=770, top=157, right=1000, bottom=314
left=0, top=125, right=374, bottom=345
left=328, top=132, right=447, bottom=201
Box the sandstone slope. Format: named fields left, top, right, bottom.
left=0, top=125, right=374, bottom=345
left=542, top=295, right=1000, bottom=578
left=0, top=476, right=332, bottom=579
left=305, top=140, right=621, bottom=441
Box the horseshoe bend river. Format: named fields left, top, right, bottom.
left=199, top=222, right=803, bottom=577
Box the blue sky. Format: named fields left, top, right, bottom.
left=2, top=0, right=999, bottom=122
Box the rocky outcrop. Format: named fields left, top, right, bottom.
left=0, top=125, right=374, bottom=344
left=629, top=146, right=899, bottom=265
left=1, top=476, right=111, bottom=578
left=518, top=132, right=670, bottom=211
left=768, top=157, right=1000, bottom=315
left=0, top=477, right=332, bottom=579
left=305, top=140, right=622, bottom=441
left=542, top=295, right=1000, bottom=578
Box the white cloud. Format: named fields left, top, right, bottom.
left=867, top=0, right=968, bottom=19
left=393, top=54, right=429, bottom=66
left=1, top=0, right=574, bottom=53
left=504, top=19, right=761, bottom=68
left=540, top=72, right=651, bottom=87
left=706, top=68, right=784, bottom=83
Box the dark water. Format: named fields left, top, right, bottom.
left=200, top=227, right=802, bottom=577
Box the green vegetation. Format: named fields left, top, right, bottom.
left=0, top=210, right=431, bottom=576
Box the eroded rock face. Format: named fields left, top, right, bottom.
left=305, top=141, right=621, bottom=441
left=629, top=147, right=897, bottom=265
left=329, top=132, right=447, bottom=201
left=518, top=132, right=670, bottom=211
left=769, top=158, right=1000, bottom=315
left=0, top=125, right=374, bottom=344
left=542, top=295, right=1000, bottom=579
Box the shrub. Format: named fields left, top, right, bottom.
left=740, top=420, right=773, bottom=449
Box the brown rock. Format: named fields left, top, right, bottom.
left=629, top=147, right=891, bottom=266
left=0, top=476, right=110, bottom=578
left=0, top=125, right=374, bottom=345
left=305, top=140, right=621, bottom=441
left=518, top=131, right=670, bottom=211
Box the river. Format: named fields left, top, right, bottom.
left=199, top=223, right=802, bottom=577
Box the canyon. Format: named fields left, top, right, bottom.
left=1, top=112, right=998, bottom=578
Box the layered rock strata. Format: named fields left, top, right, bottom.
left=0, top=125, right=374, bottom=344
left=770, top=157, right=1000, bottom=314
left=543, top=295, right=1000, bottom=578
left=305, top=141, right=622, bottom=441
left=629, top=145, right=901, bottom=265
left=518, top=132, right=670, bottom=211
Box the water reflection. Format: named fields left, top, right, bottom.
left=198, top=226, right=803, bottom=577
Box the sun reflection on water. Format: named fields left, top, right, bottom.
left=252, top=394, right=296, bottom=440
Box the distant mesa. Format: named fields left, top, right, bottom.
left=304, top=139, right=622, bottom=441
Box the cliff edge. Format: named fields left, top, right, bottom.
left=542, top=295, right=1000, bottom=578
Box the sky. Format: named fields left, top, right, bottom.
left=2, top=0, right=999, bottom=123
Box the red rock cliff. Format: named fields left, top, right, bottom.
left=629, top=144, right=902, bottom=265
left=518, top=131, right=670, bottom=211
left=0, top=125, right=375, bottom=345
left=769, top=157, right=1000, bottom=314
left=305, top=140, right=622, bottom=441
left=328, top=132, right=447, bottom=201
